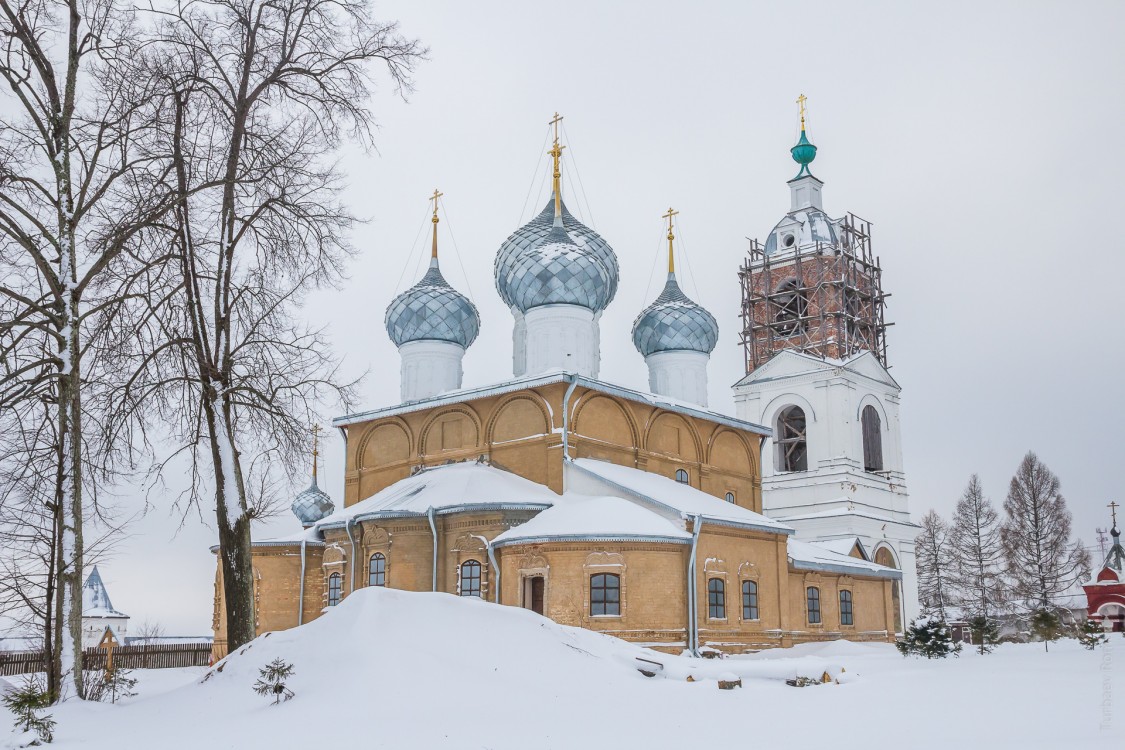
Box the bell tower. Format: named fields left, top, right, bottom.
left=732, top=97, right=918, bottom=627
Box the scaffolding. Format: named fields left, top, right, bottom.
left=738, top=213, right=890, bottom=374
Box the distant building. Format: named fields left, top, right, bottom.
left=81, top=566, right=129, bottom=648
left=1084, top=509, right=1125, bottom=632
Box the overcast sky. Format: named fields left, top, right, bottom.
left=89, top=0, right=1125, bottom=634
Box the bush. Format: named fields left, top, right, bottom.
left=253, top=658, right=295, bottom=704
left=896, top=617, right=961, bottom=659
left=2, top=677, right=55, bottom=745
left=968, top=615, right=1000, bottom=655
left=1078, top=619, right=1109, bottom=650
left=82, top=668, right=138, bottom=704
left=1030, top=608, right=1063, bottom=652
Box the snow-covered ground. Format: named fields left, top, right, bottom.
left=3, top=588, right=1121, bottom=749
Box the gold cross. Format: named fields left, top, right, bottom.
left=662, top=207, right=679, bottom=236
left=549, top=111, right=564, bottom=139
left=548, top=112, right=566, bottom=167
left=311, top=423, right=324, bottom=479
left=797, top=93, right=807, bottom=127
left=1111, top=501, right=1120, bottom=527
left=429, top=189, right=443, bottom=220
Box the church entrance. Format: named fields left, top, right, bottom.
left=523, top=576, right=545, bottom=616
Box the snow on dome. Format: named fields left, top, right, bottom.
left=291, top=477, right=335, bottom=527
left=763, top=207, right=840, bottom=256
left=494, top=198, right=619, bottom=310
left=385, top=259, right=480, bottom=348
left=492, top=494, right=691, bottom=547
left=632, top=275, right=719, bottom=357
left=503, top=223, right=613, bottom=314
left=82, top=566, right=128, bottom=619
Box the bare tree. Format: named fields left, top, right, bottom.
left=949, top=474, right=1006, bottom=619
left=111, top=0, right=423, bottom=654
left=915, top=509, right=952, bottom=621
left=132, top=620, right=165, bottom=645
left=1000, top=452, right=1090, bottom=613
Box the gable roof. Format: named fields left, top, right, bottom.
left=492, top=494, right=691, bottom=547
left=789, top=538, right=900, bottom=579
left=733, top=349, right=900, bottom=391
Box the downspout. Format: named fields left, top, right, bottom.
left=297, top=537, right=307, bottom=626
left=345, top=518, right=358, bottom=595
left=561, top=373, right=579, bottom=461
left=427, top=506, right=438, bottom=592
left=687, top=513, right=703, bottom=656
left=485, top=540, right=501, bottom=604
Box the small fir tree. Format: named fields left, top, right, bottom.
left=1030, top=607, right=1062, bottom=652
left=896, top=617, right=961, bottom=659
left=2, top=678, right=56, bottom=745
left=1078, top=619, right=1109, bottom=650
left=967, top=615, right=1000, bottom=655
left=253, top=658, right=295, bottom=704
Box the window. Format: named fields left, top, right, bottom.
left=327, top=572, right=342, bottom=607
left=776, top=406, right=808, bottom=472
left=742, top=580, right=759, bottom=621
left=806, top=586, right=821, bottom=624
left=774, top=279, right=808, bottom=335
left=840, top=590, right=854, bottom=626
left=459, top=560, right=482, bottom=597
left=725, top=492, right=735, bottom=504
left=783, top=233, right=795, bottom=248
left=861, top=405, right=883, bottom=472
left=590, top=573, right=620, bottom=616
left=675, top=469, right=689, bottom=484
left=368, top=553, right=386, bottom=587
left=707, top=578, right=726, bottom=619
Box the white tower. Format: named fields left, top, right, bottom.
left=732, top=98, right=918, bottom=627
left=385, top=190, right=480, bottom=402
left=632, top=209, right=719, bottom=407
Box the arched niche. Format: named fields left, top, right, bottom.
left=708, top=429, right=754, bottom=474
left=360, top=420, right=412, bottom=469
left=645, top=412, right=700, bottom=462
left=487, top=395, right=551, bottom=445
left=572, top=395, right=638, bottom=449
left=420, top=407, right=481, bottom=456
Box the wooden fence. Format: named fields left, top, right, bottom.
left=0, top=643, right=212, bottom=676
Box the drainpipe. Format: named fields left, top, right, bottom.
left=297, top=537, right=307, bottom=626
left=485, top=541, right=501, bottom=605
left=687, top=513, right=703, bottom=656
left=427, top=506, right=438, bottom=592
left=561, top=373, right=579, bottom=461
left=345, top=518, right=358, bottom=595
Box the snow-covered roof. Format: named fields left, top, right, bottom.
left=82, top=566, right=129, bottom=619
left=332, top=370, right=771, bottom=437
left=315, top=461, right=558, bottom=530
left=813, top=537, right=869, bottom=560
left=788, top=538, right=900, bottom=579
left=492, top=494, right=691, bottom=547
left=569, top=459, right=792, bottom=535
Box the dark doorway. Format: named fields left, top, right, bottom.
left=525, top=576, right=545, bottom=615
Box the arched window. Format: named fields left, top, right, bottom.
left=839, top=590, right=854, bottom=626
left=590, top=573, right=620, bottom=616
left=725, top=492, right=735, bottom=504
left=806, top=586, right=821, bottom=624
left=861, top=405, right=883, bottom=472
left=774, top=279, right=808, bottom=336
left=459, top=560, right=482, bottom=597
left=707, top=578, right=726, bottom=619
left=327, top=572, right=342, bottom=607
left=675, top=469, right=689, bottom=484
left=776, top=406, right=808, bottom=472
left=368, top=553, right=386, bottom=587
left=742, top=580, right=759, bottom=620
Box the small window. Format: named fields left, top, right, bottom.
left=327, top=572, right=342, bottom=607
left=807, top=586, right=821, bottom=624
left=840, top=590, right=854, bottom=626
left=368, top=553, right=386, bottom=587
left=861, top=405, right=883, bottom=472
left=742, top=580, right=759, bottom=621
left=675, top=469, right=689, bottom=484
left=776, top=406, right=808, bottom=472
left=725, top=492, right=735, bottom=504
left=707, top=578, right=726, bottom=619
left=459, top=560, right=482, bottom=597
left=783, top=233, right=795, bottom=248
left=774, top=279, right=808, bottom=335
left=590, top=573, right=620, bottom=616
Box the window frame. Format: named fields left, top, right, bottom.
left=368, top=553, right=386, bottom=587
left=806, top=586, right=821, bottom=624
left=707, top=578, right=726, bottom=620
left=839, top=589, right=854, bottom=626
left=774, top=279, right=808, bottom=336
left=725, top=491, right=736, bottom=504
left=327, top=572, right=342, bottom=607
left=776, top=405, right=808, bottom=472
left=459, top=559, right=482, bottom=598
left=861, top=404, right=884, bottom=473
left=590, top=573, right=621, bottom=617
left=742, top=580, right=759, bottom=621
left=674, top=468, right=690, bottom=484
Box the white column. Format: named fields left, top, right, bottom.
left=523, top=304, right=599, bottom=377
left=511, top=308, right=527, bottom=377
left=399, top=340, right=466, bottom=402
left=645, top=350, right=710, bottom=407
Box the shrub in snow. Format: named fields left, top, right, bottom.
left=253, top=658, right=295, bottom=704
left=896, top=617, right=960, bottom=659
left=82, top=668, right=137, bottom=704
left=2, top=677, right=55, bottom=745
left=1030, top=608, right=1063, bottom=652
left=1077, top=619, right=1108, bottom=650
left=967, top=615, right=1000, bottom=655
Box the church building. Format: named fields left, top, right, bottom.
left=211, top=104, right=911, bottom=659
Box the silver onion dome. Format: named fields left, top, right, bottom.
left=495, top=198, right=619, bottom=310
left=385, top=259, right=480, bottom=348
left=504, top=222, right=613, bottom=314
left=291, top=477, right=334, bottom=527
left=632, top=275, right=719, bottom=357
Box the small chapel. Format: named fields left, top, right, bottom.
left=211, top=102, right=915, bottom=658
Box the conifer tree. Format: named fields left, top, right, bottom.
left=950, top=474, right=1006, bottom=650
left=897, top=617, right=960, bottom=659
left=253, top=659, right=295, bottom=704
left=915, top=510, right=953, bottom=621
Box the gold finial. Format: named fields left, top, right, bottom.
left=797, top=93, right=808, bottom=131
left=310, top=423, right=324, bottom=481
left=548, top=112, right=566, bottom=218
left=662, top=207, right=679, bottom=275
left=1111, top=500, right=1120, bottom=528
left=429, top=189, right=443, bottom=259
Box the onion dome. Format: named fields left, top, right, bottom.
left=291, top=476, right=334, bottom=527
left=632, top=209, right=719, bottom=357
left=385, top=191, right=480, bottom=348
left=763, top=209, right=840, bottom=255
left=505, top=220, right=613, bottom=314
